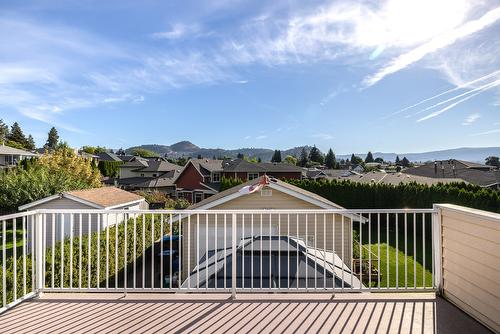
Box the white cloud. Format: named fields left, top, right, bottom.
left=244, top=135, right=251, bottom=139
left=363, top=6, right=500, bottom=86
left=417, top=79, right=500, bottom=121
left=462, top=113, right=480, bottom=125
left=151, top=23, right=200, bottom=40
left=256, top=135, right=268, bottom=140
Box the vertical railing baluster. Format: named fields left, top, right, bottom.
left=117, top=213, right=120, bottom=289
left=404, top=212, right=408, bottom=289
left=206, top=214, right=208, bottom=291
left=97, top=214, right=100, bottom=288
left=124, top=213, right=128, bottom=293
left=377, top=213, right=381, bottom=290
left=413, top=212, right=417, bottom=289
left=87, top=213, right=90, bottom=289
left=251, top=214, right=254, bottom=291
left=214, top=213, right=218, bottom=290
left=106, top=213, right=110, bottom=289
left=13, top=218, right=17, bottom=301
left=196, top=213, right=199, bottom=290
left=269, top=213, right=271, bottom=289
left=23, top=216, right=27, bottom=296
left=224, top=214, right=226, bottom=290
left=133, top=214, right=137, bottom=289
left=151, top=213, right=154, bottom=289
left=287, top=213, right=290, bottom=290
left=79, top=213, right=82, bottom=289
left=423, top=213, right=426, bottom=288
left=314, top=213, right=317, bottom=290
left=296, top=214, right=299, bottom=291
left=359, top=215, right=362, bottom=290
left=260, top=213, right=263, bottom=290
left=386, top=213, right=389, bottom=288
left=142, top=213, right=145, bottom=289
left=305, top=214, right=308, bottom=290
left=277, top=213, right=280, bottom=290
left=323, top=213, right=326, bottom=290
left=187, top=213, right=191, bottom=290
left=70, top=213, right=73, bottom=289
left=368, top=213, right=371, bottom=290
left=2, top=219, right=6, bottom=307
left=160, top=214, right=163, bottom=290
left=178, top=213, right=182, bottom=287
left=61, top=214, right=64, bottom=288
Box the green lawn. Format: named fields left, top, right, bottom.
left=352, top=213, right=434, bottom=288
left=361, top=242, right=433, bottom=288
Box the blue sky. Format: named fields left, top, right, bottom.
left=1, top=0, right=499, bottom=154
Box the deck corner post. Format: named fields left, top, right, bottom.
left=232, top=213, right=237, bottom=299
left=35, top=212, right=44, bottom=295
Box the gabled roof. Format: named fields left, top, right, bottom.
left=134, top=160, right=182, bottom=173
left=0, top=145, right=37, bottom=156
left=190, top=159, right=224, bottom=173
left=19, top=187, right=145, bottom=211
left=405, top=160, right=499, bottom=187
left=188, top=175, right=344, bottom=210
left=120, top=157, right=148, bottom=168
left=97, top=152, right=122, bottom=162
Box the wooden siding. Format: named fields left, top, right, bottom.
left=439, top=204, right=500, bottom=333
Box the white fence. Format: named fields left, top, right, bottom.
left=1, top=208, right=439, bottom=312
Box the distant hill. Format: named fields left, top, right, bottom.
left=337, top=147, right=500, bottom=164
left=126, top=142, right=499, bottom=163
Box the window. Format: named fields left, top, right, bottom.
left=212, top=173, right=220, bottom=182
left=152, top=174, right=157, bottom=177
left=248, top=172, right=259, bottom=180
left=140, top=173, right=145, bottom=177
left=194, top=193, right=203, bottom=203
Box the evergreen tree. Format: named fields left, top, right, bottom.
left=197, top=154, right=203, bottom=159
left=46, top=127, right=59, bottom=149
left=325, top=148, right=337, bottom=169
left=365, top=151, right=374, bottom=163
left=0, top=119, right=8, bottom=144
left=257, top=157, right=262, bottom=163
left=350, top=154, right=363, bottom=165
left=401, top=157, right=410, bottom=167
left=26, top=135, right=36, bottom=150
left=7, top=122, right=28, bottom=147
left=271, top=150, right=282, bottom=163
left=299, top=147, right=308, bottom=167
left=395, top=155, right=401, bottom=165
left=308, top=145, right=324, bottom=163
left=237, top=153, right=244, bottom=159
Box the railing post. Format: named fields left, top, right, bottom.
left=231, top=213, right=237, bottom=299
left=35, top=212, right=44, bottom=295
left=432, top=205, right=443, bottom=294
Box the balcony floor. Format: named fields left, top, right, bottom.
left=0, top=292, right=492, bottom=333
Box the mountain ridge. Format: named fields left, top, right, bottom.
left=125, top=142, right=500, bottom=163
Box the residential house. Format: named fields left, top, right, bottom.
left=405, top=159, right=500, bottom=188
left=97, top=151, right=123, bottom=162
left=110, top=157, right=182, bottom=197
left=174, top=158, right=224, bottom=203
left=222, top=158, right=303, bottom=181
left=19, top=187, right=147, bottom=249
left=180, top=176, right=359, bottom=288
left=0, top=144, right=37, bottom=169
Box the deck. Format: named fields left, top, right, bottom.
left=0, top=293, right=491, bottom=333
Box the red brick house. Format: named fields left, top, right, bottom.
left=174, top=159, right=223, bottom=203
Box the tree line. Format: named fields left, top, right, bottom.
left=0, top=119, right=59, bottom=151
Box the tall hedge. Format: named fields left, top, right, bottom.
left=98, top=161, right=122, bottom=178
left=221, top=177, right=500, bottom=213
left=286, top=179, right=500, bottom=213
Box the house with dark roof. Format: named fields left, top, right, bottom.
left=221, top=158, right=303, bottom=181
left=96, top=151, right=123, bottom=162
left=109, top=157, right=182, bottom=196
left=174, top=158, right=224, bottom=203
left=405, top=159, right=500, bottom=188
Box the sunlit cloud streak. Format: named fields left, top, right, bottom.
left=417, top=80, right=500, bottom=122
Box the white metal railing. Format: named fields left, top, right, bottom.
left=1, top=208, right=439, bottom=310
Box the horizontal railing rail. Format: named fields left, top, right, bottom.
left=1, top=208, right=439, bottom=310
